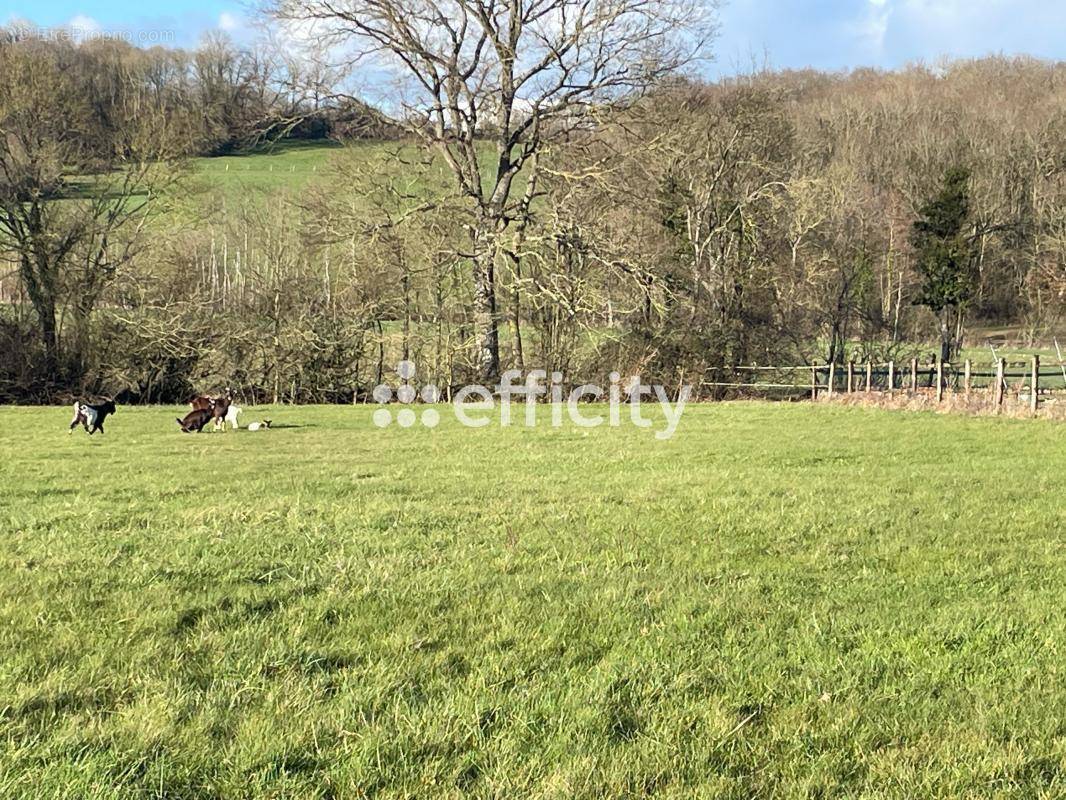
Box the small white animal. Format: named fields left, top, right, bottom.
left=247, top=419, right=272, bottom=432
left=225, top=405, right=242, bottom=430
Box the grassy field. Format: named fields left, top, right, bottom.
left=2, top=403, right=1066, bottom=798
left=184, top=138, right=524, bottom=212
left=189, top=140, right=354, bottom=197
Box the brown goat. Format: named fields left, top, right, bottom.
left=177, top=408, right=214, bottom=433
left=189, top=389, right=232, bottom=432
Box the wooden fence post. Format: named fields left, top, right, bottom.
left=847, top=361, right=855, bottom=394
left=994, top=358, right=1005, bottom=412
left=828, top=362, right=836, bottom=397
left=1031, top=355, right=1040, bottom=414
left=888, top=361, right=895, bottom=394
left=811, top=365, right=818, bottom=400
left=964, top=360, right=972, bottom=399
left=936, top=357, right=944, bottom=403
left=910, top=358, right=918, bottom=393
left=866, top=362, right=873, bottom=393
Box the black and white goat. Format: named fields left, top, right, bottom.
left=69, top=399, right=117, bottom=435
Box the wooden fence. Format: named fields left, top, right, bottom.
left=698, top=356, right=1066, bottom=413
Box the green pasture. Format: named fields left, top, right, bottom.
left=1, top=403, right=1065, bottom=797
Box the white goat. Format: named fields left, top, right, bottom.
left=225, top=405, right=242, bottom=430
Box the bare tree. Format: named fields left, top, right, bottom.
left=268, top=0, right=717, bottom=378
left=0, top=34, right=186, bottom=384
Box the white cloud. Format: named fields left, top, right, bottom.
left=864, top=8, right=891, bottom=51
left=842, top=0, right=892, bottom=55
left=218, top=11, right=240, bottom=32
left=68, top=14, right=101, bottom=34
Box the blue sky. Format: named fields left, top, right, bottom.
left=712, top=0, right=1066, bottom=76
left=5, top=0, right=1066, bottom=76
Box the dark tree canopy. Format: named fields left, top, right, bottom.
left=910, top=166, right=976, bottom=361
left=912, top=166, right=974, bottom=314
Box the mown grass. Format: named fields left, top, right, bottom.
left=2, top=403, right=1065, bottom=798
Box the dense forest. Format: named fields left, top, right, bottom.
left=1, top=19, right=1064, bottom=403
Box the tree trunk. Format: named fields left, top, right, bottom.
left=375, top=319, right=385, bottom=388
left=828, top=321, right=845, bottom=366
left=38, top=301, right=59, bottom=381
left=939, top=312, right=952, bottom=364
left=506, top=250, right=525, bottom=370
left=471, top=227, right=500, bottom=381
left=272, top=288, right=281, bottom=405
left=473, top=258, right=500, bottom=381
left=20, top=255, right=60, bottom=381
left=401, top=266, right=411, bottom=363
left=68, top=311, right=92, bottom=387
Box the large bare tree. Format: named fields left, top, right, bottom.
left=268, top=0, right=717, bottom=379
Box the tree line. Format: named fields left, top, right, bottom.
left=1, top=6, right=1064, bottom=403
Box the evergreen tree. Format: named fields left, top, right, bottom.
left=911, top=166, right=975, bottom=362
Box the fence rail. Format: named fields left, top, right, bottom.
left=698, top=356, right=1065, bottom=413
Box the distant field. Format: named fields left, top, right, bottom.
left=1, top=403, right=1065, bottom=797
left=187, top=140, right=357, bottom=198
left=182, top=138, right=523, bottom=211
